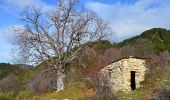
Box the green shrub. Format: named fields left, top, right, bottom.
left=15, top=91, right=31, bottom=100
left=89, top=40, right=115, bottom=54
left=86, top=94, right=117, bottom=100
left=0, top=92, right=14, bottom=100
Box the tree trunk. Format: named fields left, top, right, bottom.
left=56, top=70, right=65, bottom=91
left=52, top=63, right=66, bottom=92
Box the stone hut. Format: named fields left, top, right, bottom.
left=99, top=57, right=148, bottom=92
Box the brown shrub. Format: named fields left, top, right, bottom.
left=120, top=45, right=136, bottom=58
left=159, top=51, right=170, bottom=68
left=0, top=74, right=21, bottom=94
left=90, top=73, right=117, bottom=100
left=79, top=47, right=122, bottom=75
left=150, top=88, right=170, bottom=100
left=26, top=66, right=59, bottom=94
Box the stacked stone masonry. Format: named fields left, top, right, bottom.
left=99, top=57, right=147, bottom=92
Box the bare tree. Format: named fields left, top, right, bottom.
left=13, top=0, right=112, bottom=91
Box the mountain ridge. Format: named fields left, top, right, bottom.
left=118, top=28, right=170, bottom=53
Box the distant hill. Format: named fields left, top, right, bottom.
left=118, top=28, right=170, bottom=53
left=0, top=63, right=32, bottom=79
left=14, top=64, right=33, bottom=70
left=0, top=63, right=18, bottom=79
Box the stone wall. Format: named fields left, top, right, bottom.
left=99, top=57, right=147, bottom=92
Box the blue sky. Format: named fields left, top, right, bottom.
left=0, top=0, right=170, bottom=63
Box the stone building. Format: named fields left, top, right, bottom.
left=99, top=57, right=148, bottom=92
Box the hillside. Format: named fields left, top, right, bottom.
left=118, top=28, right=170, bottom=53
left=0, top=63, right=32, bottom=79
left=0, top=28, right=170, bottom=100
left=0, top=63, right=24, bottom=79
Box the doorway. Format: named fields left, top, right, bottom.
left=131, top=71, right=136, bottom=90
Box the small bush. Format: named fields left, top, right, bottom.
left=87, top=94, right=117, bottom=100
left=0, top=74, right=21, bottom=94
left=0, top=92, right=14, bottom=100
left=15, top=91, right=31, bottom=100
left=91, top=73, right=112, bottom=96
left=150, top=88, right=170, bottom=100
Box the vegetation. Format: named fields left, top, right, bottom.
left=0, top=63, right=17, bottom=79
left=118, top=28, right=170, bottom=54
left=1, top=28, right=170, bottom=99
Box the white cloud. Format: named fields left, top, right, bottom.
left=0, top=26, right=17, bottom=43
left=1, top=0, right=55, bottom=13
left=86, top=0, right=170, bottom=42
left=2, top=0, right=35, bottom=8
left=0, top=27, right=13, bottom=63
left=0, top=25, right=24, bottom=63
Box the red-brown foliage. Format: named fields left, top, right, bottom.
left=159, top=51, right=170, bottom=68
left=0, top=74, right=21, bottom=94
left=79, top=47, right=121, bottom=76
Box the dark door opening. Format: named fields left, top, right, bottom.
left=131, top=71, right=136, bottom=90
